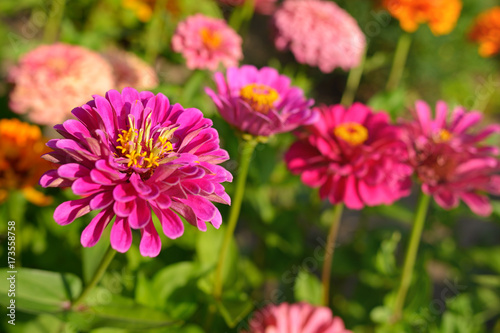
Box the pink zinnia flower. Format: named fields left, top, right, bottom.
left=171, top=14, right=243, bottom=71
left=272, top=0, right=366, bottom=73
left=401, top=101, right=500, bottom=216
left=39, top=88, right=232, bottom=257
left=103, top=49, right=159, bottom=91
left=244, top=302, right=352, bottom=333
left=285, top=103, right=412, bottom=209
left=8, top=43, right=114, bottom=126
left=205, top=65, right=316, bottom=137
left=218, top=0, right=278, bottom=15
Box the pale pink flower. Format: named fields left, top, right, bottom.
left=103, top=49, right=159, bottom=90
left=272, top=0, right=366, bottom=73
left=244, top=302, right=352, bottom=333
left=172, top=14, right=243, bottom=71
left=8, top=43, right=114, bottom=126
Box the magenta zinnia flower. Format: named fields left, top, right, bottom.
left=172, top=14, right=243, bottom=71
left=39, top=88, right=232, bottom=257
left=205, top=65, right=316, bottom=137
left=8, top=43, right=115, bottom=126
left=285, top=103, right=412, bottom=209
left=244, top=302, right=352, bottom=333
left=272, top=0, right=366, bottom=73
left=401, top=101, right=500, bottom=216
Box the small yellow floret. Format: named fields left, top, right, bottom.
left=334, top=122, right=369, bottom=146
left=240, top=83, right=279, bottom=114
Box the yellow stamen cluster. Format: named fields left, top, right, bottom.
left=200, top=27, right=222, bottom=49
left=116, top=113, right=175, bottom=170
left=240, top=83, right=279, bottom=114
left=334, top=122, right=369, bottom=146
left=436, top=129, right=452, bottom=142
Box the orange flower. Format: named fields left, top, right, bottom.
left=122, top=0, right=180, bottom=22
left=383, top=0, right=462, bottom=36
left=469, top=7, right=500, bottom=57
left=0, top=119, right=53, bottom=206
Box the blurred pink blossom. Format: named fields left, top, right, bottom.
left=8, top=43, right=114, bottom=126
left=103, top=49, right=159, bottom=90
left=244, top=302, right=352, bottom=333
left=172, top=14, right=243, bottom=71
left=272, top=0, right=366, bottom=73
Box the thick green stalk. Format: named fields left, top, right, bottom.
left=321, top=203, right=344, bottom=307
left=213, top=138, right=257, bottom=300
left=340, top=49, right=366, bottom=106
left=386, top=33, right=412, bottom=91
left=72, top=245, right=116, bottom=307
left=43, top=0, right=67, bottom=43
left=145, top=0, right=168, bottom=64
left=391, top=192, right=431, bottom=322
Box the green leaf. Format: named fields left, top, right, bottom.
left=294, top=270, right=322, bottom=306
left=375, top=231, right=401, bottom=276
left=367, top=88, right=406, bottom=120
left=217, top=291, right=254, bottom=328
left=64, top=296, right=179, bottom=331
left=0, top=268, right=81, bottom=313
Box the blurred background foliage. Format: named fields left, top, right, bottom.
left=0, top=0, right=500, bottom=332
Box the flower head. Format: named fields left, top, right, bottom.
left=103, top=49, right=159, bottom=90
left=122, top=0, right=181, bottom=22
left=172, top=14, right=243, bottom=71
left=0, top=119, right=53, bottom=206
left=401, top=101, right=500, bottom=216
left=205, top=65, right=316, bottom=137
left=272, top=0, right=366, bottom=73
left=8, top=43, right=115, bottom=126
left=244, top=302, right=352, bottom=333
left=40, top=88, right=232, bottom=257
left=383, top=0, right=462, bottom=36
left=285, top=103, right=412, bottom=210
left=469, top=7, right=500, bottom=57
left=218, top=0, right=277, bottom=15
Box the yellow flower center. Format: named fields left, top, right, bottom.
left=239, top=83, right=280, bottom=114
left=334, top=122, right=369, bottom=146
left=200, top=28, right=222, bottom=49
left=116, top=113, right=176, bottom=170
left=437, top=129, right=452, bottom=142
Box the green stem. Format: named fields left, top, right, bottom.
left=391, top=192, right=431, bottom=322
left=228, top=0, right=255, bottom=33
left=145, top=0, right=168, bottom=64
left=43, top=0, right=67, bottom=43
left=340, top=49, right=366, bottom=106
left=386, top=33, right=412, bottom=91
left=321, top=203, right=344, bottom=307
left=213, top=137, right=257, bottom=300
left=72, top=245, right=116, bottom=307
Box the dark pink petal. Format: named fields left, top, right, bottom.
left=461, top=192, right=492, bottom=217
left=343, top=175, right=364, bottom=210
left=452, top=111, right=481, bottom=134
left=139, top=220, right=161, bottom=258
left=81, top=208, right=114, bottom=247
left=90, top=169, right=115, bottom=185
left=114, top=200, right=135, bottom=217
left=72, top=177, right=104, bottom=195
left=151, top=205, right=184, bottom=239
left=113, top=183, right=136, bottom=202
left=39, top=170, right=72, bottom=188
left=128, top=199, right=151, bottom=229
left=415, top=100, right=432, bottom=136
left=110, top=217, right=132, bottom=253
left=434, top=190, right=459, bottom=210
left=94, top=95, right=118, bottom=139
left=54, top=198, right=92, bottom=225
left=58, top=163, right=90, bottom=180
left=90, top=191, right=114, bottom=210
left=155, top=192, right=172, bottom=209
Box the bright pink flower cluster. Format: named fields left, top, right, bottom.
left=286, top=103, right=412, bottom=209
left=401, top=101, right=500, bottom=216
left=8, top=43, right=115, bottom=126
left=206, top=65, right=316, bottom=137
left=40, top=88, right=232, bottom=257
left=172, top=14, right=243, bottom=71
left=244, top=302, right=352, bottom=333
left=272, top=0, right=366, bottom=73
